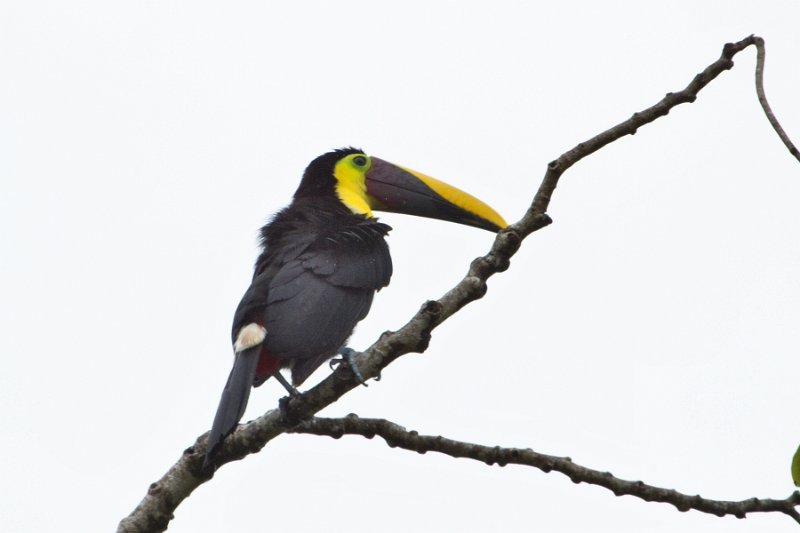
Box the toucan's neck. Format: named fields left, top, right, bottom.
left=259, top=196, right=375, bottom=250
left=290, top=195, right=365, bottom=219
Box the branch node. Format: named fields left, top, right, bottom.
left=421, top=300, right=443, bottom=317
left=414, top=330, right=433, bottom=353
left=469, top=256, right=492, bottom=277
left=499, top=228, right=521, bottom=253
left=474, top=278, right=488, bottom=298
left=722, top=42, right=737, bottom=59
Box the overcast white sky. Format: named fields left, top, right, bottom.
left=2, top=2, right=799, bottom=532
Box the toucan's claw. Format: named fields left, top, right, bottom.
left=278, top=395, right=302, bottom=426
left=273, top=371, right=300, bottom=397
left=331, top=347, right=368, bottom=387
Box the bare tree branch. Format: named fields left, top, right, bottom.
left=753, top=37, right=800, bottom=162
left=118, top=35, right=793, bottom=533
left=291, top=415, right=800, bottom=525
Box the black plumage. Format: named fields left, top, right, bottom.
left=237, top=195, right=392, bottom=385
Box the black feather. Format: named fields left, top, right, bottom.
left=288, top=147, right=364, bottom=201
left=204, top=345, right=261, bottom=469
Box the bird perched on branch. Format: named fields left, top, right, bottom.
left=204, top=148, right=506, bottom=468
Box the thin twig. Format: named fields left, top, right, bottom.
left=753, top=36, right=800, bottom=162
left=292, top=415, right=800, bottom=525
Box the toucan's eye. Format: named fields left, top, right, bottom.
left=353, top=155, right=367, bottom=167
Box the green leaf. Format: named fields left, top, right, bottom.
left=792, top=444, right=800, bottom=487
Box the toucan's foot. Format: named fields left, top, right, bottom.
left=278, top=395, right=302, bottom=426
left=275, top=373, right=303, bottom=425
left=273, top=371, right=300, bottom=397
left=330, top=347, right=368, bottom=386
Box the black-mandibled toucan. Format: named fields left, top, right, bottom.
left=204, top=148, right=506, bottom=468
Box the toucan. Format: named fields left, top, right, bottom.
left=204, top=148, right=506, bottom=468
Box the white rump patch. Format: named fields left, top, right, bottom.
left=233, top=323, right=267, bottom=353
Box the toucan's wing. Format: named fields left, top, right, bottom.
left=269, top=272, right=374, bottom=385
left=300, top=221, right=393, bottom=289
left=230, top=227, right=317, bottom=343
left=228, top=218, right=392, bottom=388
left=263, top=221, right=392, bottom=384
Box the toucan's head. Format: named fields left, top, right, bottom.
left=294, top=147, right=507, bottom=232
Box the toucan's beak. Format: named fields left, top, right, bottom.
left=364, top=157, right=507, bottom=232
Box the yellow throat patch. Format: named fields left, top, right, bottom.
left=333, top=154, right=374, bottom=216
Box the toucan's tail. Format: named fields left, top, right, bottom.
left=203, top=346, right=261, bottom=470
